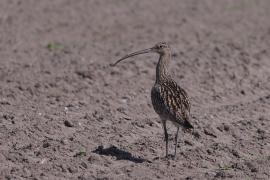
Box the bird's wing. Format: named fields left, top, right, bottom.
left=161, top=80, right=192, bottom=128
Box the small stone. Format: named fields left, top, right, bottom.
left=60, top=138, right=68, bottom=145
left=81, top=162, right=88, bottom=169
left=184, top=140, right=193, bottom=146
left=88, top=154, right=100, bottom=163
left=216, top=126, right=223, bottom=132
left=35, top=151, right=41, bottom=156
left=59, top=164, right=67, bottom=172
left=121, top=98, right=128, bottom=104
left=67, top=166, right=78, bottom=173
left=192, top=131, right=200, bottom=139
left=231, top=162, right=244, bottom=170
left=125, top=168, right=132, bottom=173
left=0, top=100, right=10, bottom=105
left=215, top=171, right=225, bottom=178
left=258, top=116, right=266, bottom=121
left=257, top=129, right=265, bottom=134
left=231, top=149, right=240, bottom=158
left=42, top=141, right=50, bottom=148
left=246, top=162, right=258, bottom=172
left=3, top=114, right=14, bottom=120
left=78, top=176, right=87, bottom=180
left=204, top=127, right=217, bottom=138
left=205, top=171, right=217, bottom=177
left=206, top=149, right=213, bottom=155
left=223, top=124, right=230, bottom=131
left=40, top=158, right=47, bottom=164
left=75, top=70, right=92, bottom=79
left=84, top=113, right=91, bottom=120
left=64, top=120, right=73, bottom=127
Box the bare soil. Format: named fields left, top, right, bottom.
left=0, top=0, right=270, bottom=179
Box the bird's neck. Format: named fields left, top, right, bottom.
left=156, top=51, right=171, bottom=83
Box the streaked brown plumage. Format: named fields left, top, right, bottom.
left=111, top=42, right=193, bottom=158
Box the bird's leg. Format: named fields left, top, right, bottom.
left=174, top=126, right=180, bottom=158
left=161, top=119, right=168, bottom=158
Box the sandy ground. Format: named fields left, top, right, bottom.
left=0, top=0, right=270, bottom=179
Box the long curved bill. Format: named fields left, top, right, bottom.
left=110, top=48, right=154, bottom=66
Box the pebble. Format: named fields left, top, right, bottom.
left=67, top=166, right=78, bottom=174
left=245, top=162, right=258, bottom=172
left=42, top=141, right=50, bottom=148
left=81, top=162, right=88, bottom=169
left=64, top=120, right=73, bottom=127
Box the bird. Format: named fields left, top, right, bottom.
left=111, top=42, right=193, bottom=158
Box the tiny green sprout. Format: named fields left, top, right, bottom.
left=46, top=42, right=63, bottom=51
left=74, top=148, right=87, bottom=157
left=219, top=164, right=233, bottom=171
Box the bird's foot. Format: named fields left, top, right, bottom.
left=165, top=154, right=175, bottom=160
left=153, top=154, right=176, bottom=162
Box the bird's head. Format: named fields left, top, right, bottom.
left=110, top=42, right=171, bottom=66
left=151, top=42, right=170, bottom=54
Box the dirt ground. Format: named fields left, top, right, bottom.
left=0, top=0, right=270, bottom=179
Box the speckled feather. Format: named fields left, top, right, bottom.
left=151, top=77, right=192, bottom=129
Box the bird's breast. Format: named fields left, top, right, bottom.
left=151, top=85, right=168, bottom=117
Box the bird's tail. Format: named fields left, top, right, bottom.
left=183, top=120, right=195, bottom=134
left=183, top=121, right=201, bottom=138
left=183, top=120, right=193, bottom=129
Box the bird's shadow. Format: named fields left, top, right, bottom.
left=92, top=145, right=149, bottom=163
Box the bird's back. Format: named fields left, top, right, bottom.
left=151, top=78, right=193, bottom=129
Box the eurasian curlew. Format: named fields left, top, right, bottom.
left=111, top=42, right=193, bottom=158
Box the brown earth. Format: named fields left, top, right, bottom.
left=0, top=0, right=270, bottom=179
